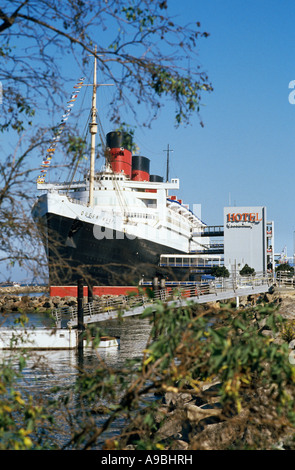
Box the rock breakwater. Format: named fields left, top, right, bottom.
left=0, top=285, right=292, bottom=316
left=0, top=285, right=48, bottom=296
left=0, top=294, right=77, bottom=314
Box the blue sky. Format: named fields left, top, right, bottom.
left=132, top=0, right=295, bottom=258
left=92, top=0, right=295, bottom=262
left=3, top=0, right=295, bottom=281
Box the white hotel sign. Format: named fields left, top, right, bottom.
left=224, top=206, right=267, bottom=274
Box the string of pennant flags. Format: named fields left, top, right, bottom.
left=37, top=76, right=86, bottom=183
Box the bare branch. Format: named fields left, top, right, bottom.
left=0, top=0, right=29, bottom=32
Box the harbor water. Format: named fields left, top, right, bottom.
left=0, top=310, right=154, bottom=449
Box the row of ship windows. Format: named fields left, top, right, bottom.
left=98, top=176, right=124, bottom=181
left=127, top=212, right=190, bottom=230
left=127, top=213, right=156, bottom=219
left=126, top=213, right=191, bottom=232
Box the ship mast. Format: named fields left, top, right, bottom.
left=89, top=47, right=97, bottom=207
left=164, top=144, right=173, bottom=182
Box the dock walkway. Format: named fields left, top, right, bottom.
left=54, top=275, right=272, bottom=328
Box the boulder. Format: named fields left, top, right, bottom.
left=185, top=403, right=222, bottom=424
left=190, top=409, right=250, bottom=450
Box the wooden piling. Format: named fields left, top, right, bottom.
left=88, top=283, right=93, bottom=304
left=77, top=279, right=84, bottom=351
left=152, top=277, right=159, bottom=294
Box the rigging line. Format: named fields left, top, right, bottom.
left=65, top=107, right=91, bottom=183
left=75, top=77, right=88, bottom=119
left=97, top=111, right=106, bottom=151
left=64, top=68, right=92, bottom=184
left=66, top=112, right=91, bottom=193
left=37, top=76, right=86, bottom=185
left=65, top=84, right=90, bottom=183
left=111, top=172, right=128, bottom=222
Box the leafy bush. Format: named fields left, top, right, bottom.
left=63, top=300, right=295, bottom=450
left=281, top=320, right=295, bottom=342
left=2, top=298, right=295, bottom=450
left=210, top=266, right=230, bottom=278
left=239, top=264, right=255, bottom=276
left=275, top=263, right=294, bottom=275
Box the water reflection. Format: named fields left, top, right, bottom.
left=1, top=311, right=55, bottom=328
left=0, top=315, right=153, bottom=379
left=0, top=313, right=154, bottom=448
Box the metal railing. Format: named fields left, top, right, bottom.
left=275, top=271, right=295, bottom=287
left=53, top=274, right=272, bottom=327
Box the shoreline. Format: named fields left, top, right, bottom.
left=1, top=285, right=295, bottom=449
left=0, top=285, right=49, bottom=296
left=1, top=285, right=295, bottom=318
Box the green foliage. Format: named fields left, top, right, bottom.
left=239, top=264, right=256, bottom=276
left=122, top=5, right=156, bottom=28
left=0, top=353, right=50, bottom=450
left=1, top=0, right=212, bottom=130
left=276, top=263, right=294, bottom=274
left=2, top=299, right=295, bottom=450
left=114, top=123, right=138, bottom=153
left=67, top=135, right=87, bottom=164
left=0, top=91, right=35, bottom=133
left=148, top=66, right=212, bottom=125
left=56, top=300, right=295, bottom=449
left=281, top=320, right=295, bottom=342
left=211, top=266, right=230, bottom=278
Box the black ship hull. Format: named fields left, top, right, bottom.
left=43, top=212, right=189, bottom=286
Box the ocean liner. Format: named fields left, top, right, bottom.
left=32, top=55, right=211, bottom=287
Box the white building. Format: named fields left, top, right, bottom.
left=224, top=206, right=274, bottom=275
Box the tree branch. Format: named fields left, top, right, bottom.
left=0, top=0, right=29, bottom=32
left=16, top=12, right=96, bottom=57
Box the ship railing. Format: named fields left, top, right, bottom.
left=66, top=197, right=89, bottom=207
